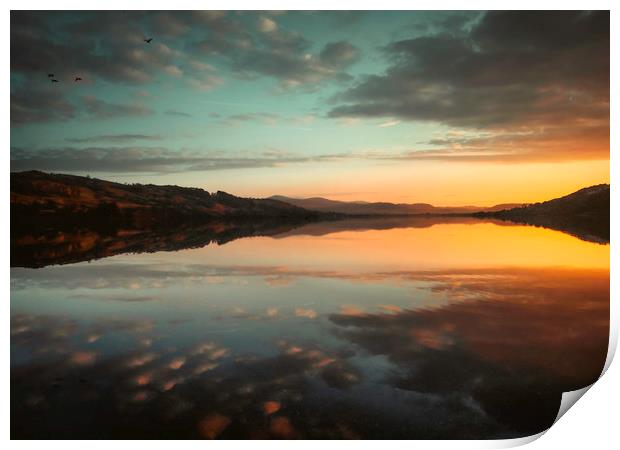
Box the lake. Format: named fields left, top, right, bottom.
left=10, top=219, right=609, bottom=439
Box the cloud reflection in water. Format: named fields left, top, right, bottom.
left=11, top=254, right=609, bottom=438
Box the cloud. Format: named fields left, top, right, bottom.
left=11, top=11, right=182, bottom=85
left=185, top=74, right=224, bottom=91
left=319, top=41, right=360, bottom=68
left=227, top=38, right=360, bottom=88
left=13, top=11, right=227, bottom=91
left=19, top=261, right=607, bottom=297
left=10, top=10, right=360, bottom=128
left=10, top=86, right=153, bottom=125
left=379, top=124, right=610, bottom=162
left=12, top=307, right=366, bottom=438
left=164, top=109, right=192, bottom=118
left=188, top=15, right=360, bottom=88
left=257, top=16, right=278, bottom=33
left=10, top=146, right=347, bottom=174
left=65, top=134, right=163, bottom=144
left=82, top=96, right=153, bottom=119
left=217, top=112, right=317, bottom=130
left=109, top=295, right=159, bottom=303
left=182, top=60, right=224, bottom=91
left=294, top=308, right=317, bottom=319
left=330, top=11, right=608, bottom=127
left=224, top=112, right=280, bottom=126
left=11, top=266, right=608, bottom=439
left=328, top=267, right=609, bottom=436
left=11, top=86, right=76, bottom=125
left=378, top=120, right=400, bottom=128
left=328, top=11, right=609, bottom=161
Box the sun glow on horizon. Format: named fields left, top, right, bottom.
left=156, top=221, right=609, bottom=271
left=154, top=158, right=610, bottom=207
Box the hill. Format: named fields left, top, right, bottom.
left=476, top=184, right=610, bottom=243
left=11, top=171, right=324, bottom=231
left=269, top=195, right=522, bottom=215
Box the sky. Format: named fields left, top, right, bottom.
left=10, top=10, right=610, bottom=206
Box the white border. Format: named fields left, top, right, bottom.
left=4, top=2, right=617, bottom=448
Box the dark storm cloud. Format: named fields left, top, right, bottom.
left=328, top=11, right=609, bottom=133
left=10, top=146, right=346, bottom=174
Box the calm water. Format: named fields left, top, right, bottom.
left=11, top=220, right=609, bottom=439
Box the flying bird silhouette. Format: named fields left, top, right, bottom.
left=144, top=38, right=153, bottom=43
left=51, top=79, right=59, bottom=83
left=74, top=77, right=82, bottom=82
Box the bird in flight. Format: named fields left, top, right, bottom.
left=74, top=77, right=82, bottom=82
left=144, top=38, right=153, bottom=43
left=47, top=73, right=54, bottom=78
left=51, top=79, right=59, bottom=83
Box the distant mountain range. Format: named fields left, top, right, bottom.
left=269, top=195, right=522, bottom=215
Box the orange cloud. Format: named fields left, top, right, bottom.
left=197, top=413, right=231, bottom=439
left=263, top=401, right=281, bottom=415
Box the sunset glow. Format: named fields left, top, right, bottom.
left=10, top=11, right=609, bottom=205
left=10, top=9, right=611, bottom=441
left=178, top=221, right=610, bottom=270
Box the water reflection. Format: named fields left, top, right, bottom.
left=329, top=268, right=609, bottom=436
left=11, top=223, right=609, bottom=439
left=11, top=215, right=608, bottom=269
